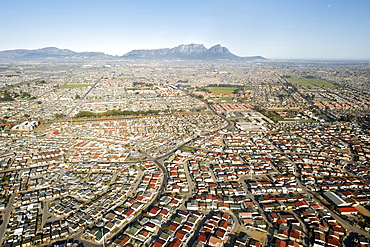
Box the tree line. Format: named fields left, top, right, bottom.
left=74, top=109, right=162, bottom=118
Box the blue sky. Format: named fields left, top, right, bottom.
left=1, top=0, right=369, bottom=60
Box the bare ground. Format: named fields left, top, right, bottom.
left=241, top=226, right=269, bottom=245
left=355, top=205, right=370, bottom=217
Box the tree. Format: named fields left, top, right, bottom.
left=340, top=114, right=355, bottom=122
left=21, top=91, right=31, bottom=98
left=0, top=91, right=14, bottom=101
left=54, top=114, right=65, bottom=119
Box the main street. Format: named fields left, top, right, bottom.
left=0, top=194, right=15, bottom=245
left=65, top=76, right=103, bottom=118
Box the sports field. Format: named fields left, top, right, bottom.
left=209, top=87, right=236, bottom=94
left=287, top=77, right=336, bottom=88
left=60, top=84, right=91, bottom=89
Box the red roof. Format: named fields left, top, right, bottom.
left=275, top=239, right=287, bottom=247
left=174, top=230, right=187, bottom=240
left=270, top=213, right=279, bottom=219
left=168, top=222, right=180, bottom=231
left=136, top=195, right=144, bottom=201
left=168, top=238, right=182, bottom=247
left=147, top=184, right=156, bottom=189
left=197, top=232, right=207, bottom=243
left=152, top=239, right=166, bottom=247
left=289, top=230, right=301, bottom=240
left=124, top=208, right=134, bottom=216
left=338, top=207, right=358, bottom=213
left=277, top=219, right=287, bottom=225
left=214, top=228, right=226, bottom=238
left=327, top=236, right=341, bottom=247
left=170, top=199, right=180, bottom=205
left=221, top=213, right=230, bottom=220
left=160, top=209, right=169, bottom=216
left=295, top=201, right=309, bottom=207
left=219, top=220, right=230, bottom=230
left=148, top=207, right=160, bottom=216
left=332, top=226, right=345, bottom=233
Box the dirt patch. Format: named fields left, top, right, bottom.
left=355, top=205, right=370, bottom=217
left=245, top=227, right=268, bottom=244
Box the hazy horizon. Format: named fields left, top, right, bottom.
left=1, top=0, right=370, bottom=60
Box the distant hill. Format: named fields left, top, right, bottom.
left=0, top=47, right=113, bottom=60
left=0, top=44, right=265, bottom=61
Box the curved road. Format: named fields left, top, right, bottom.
left=77, top=87, right=233, bottom=246
left=0, top=87, right=234, bottom=247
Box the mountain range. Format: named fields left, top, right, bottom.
left=0, top=44, right=265, bottom=61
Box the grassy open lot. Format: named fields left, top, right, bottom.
left=60, top=84, right=91, bottom=89
left=209, top=96, right=234, bottom=102
left=287, top=77, right=336, bottom=88
left=180, top=146, right=196, bottom=153
left=314, top=98, right=333, bottom=101
left=209, top=87, right=236, bottom=94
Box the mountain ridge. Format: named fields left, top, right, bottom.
left=0, top=44, right=265, bottom=61
left=122, top=43, right=264, bottom=60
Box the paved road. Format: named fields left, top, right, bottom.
left=297, top=178, right=370, bottom=239
left=65, top=76, right=103, bottom=118
left=238, top=176, right=273, bottom=230
left=84, top=153, right=170, bottom=247
left=265, top=124, right=370, bottom=242
left=0, top=194, right=16, bottom=245
left=101, top=90, right=233, bottom=246
left=278, top=75, right=336, bottom=120
left=1, top=87, right=235, bottom=247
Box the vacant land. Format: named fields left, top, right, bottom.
left=60, top=84, right=91, bottom=89
left=209, top=87, right=236, bottom=94
left=287, top=77, right=336, bottom=88
left=244, top=228, right=268, bottom=245
left=180, top=146, right=196, bottom=153
left=355, top=205, right=370, bottom=217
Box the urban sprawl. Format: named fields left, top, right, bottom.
left=0, top=60, right=369, bottom=247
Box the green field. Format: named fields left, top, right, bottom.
left=60, top=84, right=91, bottom=89
left=208, top=96, right=234, bottom=102
left=209, top=87, right=236, bottom=94
left=314, top=98, right=333, bottom=102
left=287, top=77, right=336, bottom=88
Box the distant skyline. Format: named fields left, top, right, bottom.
left=1, top=0, right=370, bottom=60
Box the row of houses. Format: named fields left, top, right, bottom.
left=112, top=194, right=185, bottom=246
left=192, top=212, right=234, bottom=247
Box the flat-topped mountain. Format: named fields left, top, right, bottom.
left=122, top=44, right=264, bottom=60
left=0, top=44, right=265, bottom=61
